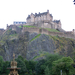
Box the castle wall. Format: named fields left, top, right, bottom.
left=58, top=21, right=61, bottom=28
left=21, top=27, right=75, bottom=40
left=27, top=10, right=53, bottom=26
left=43, top=23, right=51, bottom=28
left=22, top=27, right=40, bottom=34
left=35, top=17, right=38, bottom=23
left=30, top=14, right=35, bottom=23
left=27, top=19, right=31, bottom=24
left=47, top=13, right=52, bottom=21
left=43, top=15, right=47, bottom=20
left=64, top=32, right=75, bottom=39
left=41, top=15, right=44, bottom=21
left=7, top=25, right=21, bottom=33
left=26, top=10, right=61, bottom=29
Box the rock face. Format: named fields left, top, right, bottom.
left=0, top=29, right=75, bottom=61
left=27, top=34, right=55, bottom=60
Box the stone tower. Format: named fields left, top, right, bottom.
left=7, top=53, right=20, bottom=75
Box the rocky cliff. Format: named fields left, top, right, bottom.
left=0, top=29, right=75, bottom=61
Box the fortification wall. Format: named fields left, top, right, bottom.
left=26, top=21, right=55, bottom=29
left=22, top=27, right=40, bottom=34
left=64, top=32, right=75, bottom=39
left=7, top=25, right=22, bottom=33
left=22, top=27, right=75, bottom=40
left=7, top=25, right=75, bottom=40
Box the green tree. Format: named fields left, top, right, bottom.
left=0, top=56, right=4, bottom=74
left=44, top=66, right=50, bottom=75
left=16, top=56, right=27, bottom=74
left=35, top=59, right=46, bottom=75
left=29, top=69, right=33, bottom=75
left=35, top=54, right=62, bottom=75
left=44, top=54, right=62, bottom=75
left=52, top=57, right=74, bottom=75
left=2, top=61, right=10, bottom=75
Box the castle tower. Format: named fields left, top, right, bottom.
left=7, top=53, right=20, bottom=75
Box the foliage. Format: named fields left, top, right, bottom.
left=30, top=34, right=41, bottom=42
left=44, top=66, right=50, bottom=75
left=0, top=54, right=75, bottom=75
left=0, top=56, right=4, bottom=73
left=45, top=28, right=59, bottom=32
left=23, top=25, right=36, bottom=28
left=52, top=57, right=74, bottom=75
left=49, top=35, right=75, bottom=58
left=44, top=54, right=63, bottom=75
left=0, top=29, right=18, bottom=44
left=24, top=59, right=37, bottom=75
left=19, top=25, right=36, bottom=28
left=18, top=26, right=21, bottom=28
left=35, top=54, right=62, bottom=75
left=16, top=56, right=27, bottom=74
left=2, top=61, right=10, bottom=74
left=32, top=53, right=46, bottom=60
left=35, top=59, right=46, bottom=75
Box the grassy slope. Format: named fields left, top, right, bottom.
left=30, top=34, right=41, bottom=42
left=19, top=25, right=36, bottom=28
left=45, top=28, right=59, bottom=32
left=18, top=25, right=59, bottom=32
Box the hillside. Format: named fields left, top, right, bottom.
left=0, top=28, right=75, bottom=61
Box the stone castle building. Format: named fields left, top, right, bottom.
left=26, top=10, right=61, bottom=29
left=4, top=10, right=75, bottom=39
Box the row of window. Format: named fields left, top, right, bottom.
left=27, top=17, right=51, bottom=23
left=13, top=22, right=26, bottom=24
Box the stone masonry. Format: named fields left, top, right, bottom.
left=26, top=10, right=61, bottom=29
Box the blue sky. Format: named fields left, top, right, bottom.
left=0, top=0, right=75, bottom=31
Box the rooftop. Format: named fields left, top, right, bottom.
left=27, top=10, right=53, bottom=19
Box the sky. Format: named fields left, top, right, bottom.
left=0, top=0, right=75, bottom=31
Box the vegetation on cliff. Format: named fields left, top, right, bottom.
left=19, top=25, right=36, bottom=28
left=0, top=28, right=75, bottom=61
left=50, top=35, right=75, bottom=59
left=45, top=28, right=59, bottom=32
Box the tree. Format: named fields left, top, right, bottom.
left=0, top=56, right=4, bottom=74
left=2, top=61, right=10, bottom=74
left=52, top=57, right=74, bottom=75
left=24, top=59, right=37, bottom=75
left=16, top=56, right=27, bottom=74
left=44, top=66, right=50, bottom=75
left=35, top=59, right=46, bottom=75
left=35, top=54, right=62, bottom=75
left=44, top=54, right=62, bottom=75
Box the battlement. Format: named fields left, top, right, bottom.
left=22, top=27, right=75, bottom=39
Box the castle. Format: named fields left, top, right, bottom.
left=26, top=10, right=61, bottom=30
left=0, top=10, right=75, bottom=39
